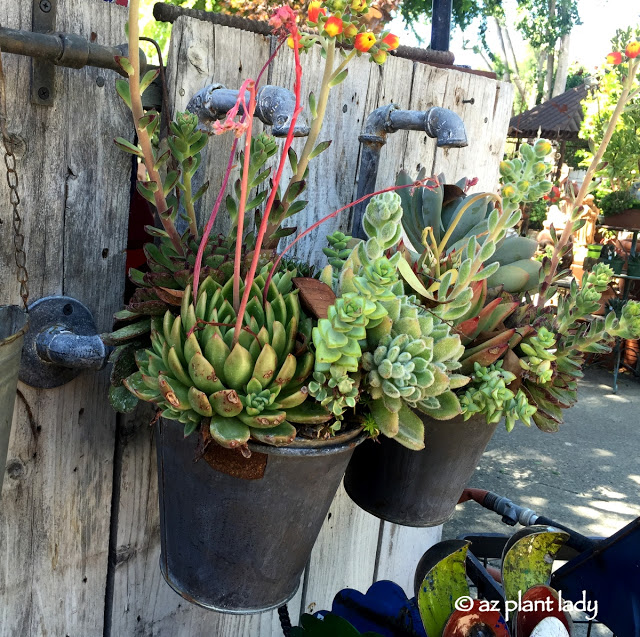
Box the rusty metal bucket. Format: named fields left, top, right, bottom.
left=156, top=418, right=365, bottom=614
left=344, top=412, right=498, bottom=527
left=0, top=305, right=28, bottom=495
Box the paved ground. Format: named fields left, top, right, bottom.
left=441, top=367, right=640, bottom=636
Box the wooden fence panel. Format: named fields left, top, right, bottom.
left=0, top=1, right=132, bottom=635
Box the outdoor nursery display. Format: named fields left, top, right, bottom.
left=93, top=0, right=640, bottom=613
left=3, top=0, right=640, bottom=630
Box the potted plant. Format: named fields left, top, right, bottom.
left=341, top=39, right=640, bottom=527
left=341, top=140, right=640, bottom=526
left=102, top=0, right=400, bottom=613
left=627, top=254, right=640, bottom=277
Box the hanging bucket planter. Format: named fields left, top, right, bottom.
left=0, top=305, right=28, bottom=494
left=344, top=413, right=498, bottom=527
left=156, top=418, right=365, bottom=614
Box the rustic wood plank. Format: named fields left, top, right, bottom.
left=0, top=1, right=131, bottom=635
left=267, top=42, right=375, bottom=267
left=300, top=482, right=381, bottom=616
left=375, top=523, right=443, bottom=596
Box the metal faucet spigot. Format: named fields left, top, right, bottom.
left=187, top=84, right=310, bottom=138
left=352, top=103, right=468, bottom=239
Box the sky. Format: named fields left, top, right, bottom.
left=389, top=0, right=640, bottom=74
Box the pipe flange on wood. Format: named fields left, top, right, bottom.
left=19, top=296, right=108, bottom=389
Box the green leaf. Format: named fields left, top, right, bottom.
left=309, top=140, right=332, bottom=160
left=140, top=68, right=160, bottom=95
left=285, top=200, right=308, bottom=218
left=226, top=195, right=239, bottom=223
left=115, top=79, right=132, bottom=109
left=328, top=68, right=348, bottom=87
left=246, top=190, right=268, bottom=211
left=163, top=170, right=180, bottom=196
left=137, top=181, right=158, bottom=204
left=288, top=147, right=298, bottom=173
left=285, top=179, right=306, bottom=203
left=192, top=180, right=210, bottom=203
left=189, top=134, right=207, bottom=155
left=154, top=149, right=171, bottom=171
left=114, top=55, right=134, bottom=76
left=109, top=384, right=139, bottom=413
left=309, top=91, right=318, bottom=119
left=397, top=257, right=431, bottom=297
left=114, top=137, right=143, bottom=158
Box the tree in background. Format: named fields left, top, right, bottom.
left=399, top=0, right=580, bottom=110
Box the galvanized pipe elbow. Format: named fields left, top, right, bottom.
left=36, top=327, right=107, bottom=371
left=187, top=84, right=310, bottom=137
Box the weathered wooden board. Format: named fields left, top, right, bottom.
left=0, top=1, right=132, bottom=635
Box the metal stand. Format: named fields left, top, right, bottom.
left=602, top=227, right=640, bottom=393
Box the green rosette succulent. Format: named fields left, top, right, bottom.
left=121, top=268, right=330, bottom=448
left=461, top=361, right=536, bottom=432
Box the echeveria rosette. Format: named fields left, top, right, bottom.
left=122, top=268, right=327, bottom=449
left=361, top=297, right=468, bottom=449
left=461, top=361, right=536, bottom=433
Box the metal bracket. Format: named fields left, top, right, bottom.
left=19, top=296, right=109, bottom=389
left=31, top=0, right=57, bottom=106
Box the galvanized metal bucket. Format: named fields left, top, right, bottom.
left=344, top=412, right=498, bottom=527
left=156, top=418, right=365, bottom=614
left=0, top=305, right=28, bottom=495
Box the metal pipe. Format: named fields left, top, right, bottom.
left=152, top=2, right=456, bottom=66
left=187, top=83, right=310, bottom=137
left=351, top=103, right=468, bottom=238
left=430, top=0, right=453, bottom=52
left=35, top=326, right=108, bottom=371
left=0, top=26, right=145, bottom=76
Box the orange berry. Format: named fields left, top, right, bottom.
left=307, top=1, right=326, bottom=23
left=606, top=51, right=623, bottom=65
left=382, top=33, right=399, bottom=50
left=372, top=49, right=387, bottom=65
left=323, top=16, right=343, bottom=38
left=355, top=32, right=376, bottom=52
left=626, top=41, right=640, bottom=58
left=343, top=22, right=358, bottom=39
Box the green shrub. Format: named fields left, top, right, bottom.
left=599, top=190, right=640, bottom=216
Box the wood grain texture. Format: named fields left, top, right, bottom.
left=0, top=1, right=131, bottom=635
left=300, top=482, right=381, bottom=616
left=375, top=523, right=443, bottom=597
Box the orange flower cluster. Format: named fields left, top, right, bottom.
left=606, top=41, right=640, bottom=65
left=299, top=0, right=399, bottom=65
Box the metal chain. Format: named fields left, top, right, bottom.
left=0, top=40, right=29, bottom=309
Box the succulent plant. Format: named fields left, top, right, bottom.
left=323, top=231, right=353, bottom=270
left=121, top=268, right=329, bottom=448
left=312, top=191, right=470, bottom=448
left=397, top=141, right=554, bottom=300
left=460, top=361, right=536, bottom=432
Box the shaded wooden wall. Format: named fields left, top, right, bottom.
left=0, top=4, right=513, bottom=635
